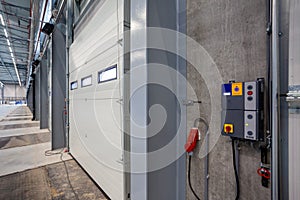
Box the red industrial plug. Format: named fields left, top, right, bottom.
left=184, top=128, right=199, bottom=153
left=257, top=167, right=271, bottom=179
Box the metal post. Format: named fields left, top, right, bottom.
left=32, top=74, right=36, bottom=120
left=204, top=132, right=209, bottom=200
left=27, top=0, right=36, bottom=89
left=271, top=0, right=279, bottom=198
left=1, top=84, right=4, bottom=104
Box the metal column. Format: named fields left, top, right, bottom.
left=0, top=84, right=4, bottom=104
left=271, top=0, right=290, bottom=199
left=130, top=0, right=186, bottom=199
left=65, top=0, right=73, bottom=150
left=287, top=0, right=300, bottom=198
left=40, top=58, right=49, bottom=129
left=51, top=8, right=67, bottom=149
left=35, top=68, right=41, bottom=121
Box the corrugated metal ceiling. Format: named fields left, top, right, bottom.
left=0, top=0, right=31, bottom=85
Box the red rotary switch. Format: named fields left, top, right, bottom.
left=225, top=126, right=232, bottom=133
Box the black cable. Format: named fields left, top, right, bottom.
left=188, top=155, right=201, bottom=200
left=231, top=139, right=240, bottom=200
left=44, top=148, right=64, bottom=156
left=62, top=109, right=67, bottom=147
left=60, top=152, right=79, bottom=200
left=60, top=109, right=77, bottom=198
left=44, top=148, right=79, bottom=200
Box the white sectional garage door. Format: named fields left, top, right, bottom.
left=69, top=1, right=124, bottom=199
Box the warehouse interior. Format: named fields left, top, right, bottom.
left=0, top=0, right=299, bottom=200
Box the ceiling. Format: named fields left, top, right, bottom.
left=0, top=0, right=31, bottom=86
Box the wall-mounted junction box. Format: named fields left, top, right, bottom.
left=221, top=78, right=264, bottom=141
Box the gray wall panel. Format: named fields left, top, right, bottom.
left=35, top=69, right=40, bottom=121
left=130, top=0, right=187, bottom=199
left=40, top=58, right=49, bottom=129
left=27, top=86, right=34, bottom=113
left=278, top=0, right=290, bottom=199
left=288, top=0, right=300, bottom=198
left=51, top=15, right=66, bottom=149
left=289, top=0, right=300, bottom=86
left=147, top=0, right=186, bottom=200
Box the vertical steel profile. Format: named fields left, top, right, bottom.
left=271, top=0, right=279, bottom=198
left=130, top=0, right=148, bottom=199
left=123, top=0, right=131, bottom=199
left=1, top=84, right=4, bottom=104
left=65, top=0, right=73, bottom=149
left=288, top=0, right=300, bottom=198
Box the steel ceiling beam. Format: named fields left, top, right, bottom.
left=0, top=31, right=28, bottom=39
left=0, top=0, right=31, bottom=86
left=0, top=50, right=29, bottom=55
left=0, top=24, right=29, bottom=34
left=3, top=64, right=28, bottom=69
left=0, top=34, right=30, bottom=42
left=9, top=39, right=28, bottom=45
left=4, top=23, right=29, bottom=30
left=1, top=1, right=30, bottom=12
left=0, top=41, right=28, bottom=49
left=0, top=56, right=15, bottom=82
left=0, top=80, right=19, bottom=84
left=0, top=10, right=30, bottom=23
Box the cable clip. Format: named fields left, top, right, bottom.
left=182, top=100, right=201, bottom=106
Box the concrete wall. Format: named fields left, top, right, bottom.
left=186, top=0, right=270, bottom=199
left=2, top=84, right=26, bottom=100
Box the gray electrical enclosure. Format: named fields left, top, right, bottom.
left=221, top=79, right=264, bottom=141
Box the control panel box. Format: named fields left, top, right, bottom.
left=221, top=79, right=264, bottom=141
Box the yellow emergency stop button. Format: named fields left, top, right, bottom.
left=231, top=83, right=243, bottom=96
left=224, top=124, right=234, bottom=134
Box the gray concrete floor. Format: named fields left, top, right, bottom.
left=0, top=106, right=108, bottom=200
left=0, top=105, right=19, bottom=121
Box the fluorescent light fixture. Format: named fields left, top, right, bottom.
left=4, top=29, right=8, bottom=38
left=0, top=14, right=21, bottom=86
left=0, top=14, right=4, bottom=26
left=13, top=63, right=21, bottom=86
